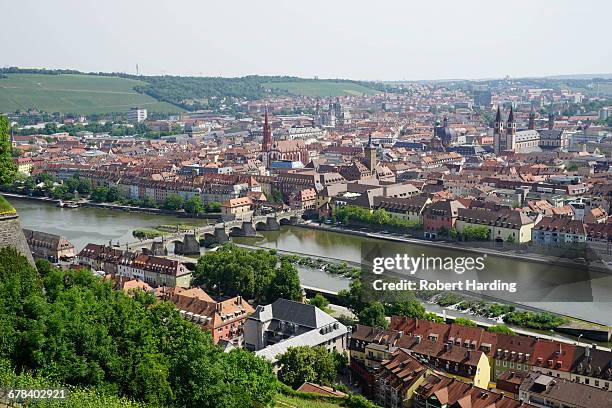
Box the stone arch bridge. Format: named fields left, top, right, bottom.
left=128, top=210, right=305, bottom=256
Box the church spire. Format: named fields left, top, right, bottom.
left=506, top=106, right=516, bottom=136
left=494, top=106, right=504, bottom=136
left=495, top=106, right=502, bottom=123
left=262, top=106, right=272, bottom=152
left=528, top=105, right=536, bottom=130
left=548, top=105, right=555, bottom=130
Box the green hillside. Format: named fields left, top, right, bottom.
left=0, top=195, right=15, bottom=214
left=0, top=73, right=183, bottom=115
left=262, top=80, right=379, bottom=97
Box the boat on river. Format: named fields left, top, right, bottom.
left=57, top=200, right=79, bottom=209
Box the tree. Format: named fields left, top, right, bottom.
left=204, top=201, right=221, bottom=213
left=453, top=317, right=477, bottom=327
left=52, top=185, right=72, bottom=200
left=90, top=187, right=109, bottom=202
left=183, top=196, right=204, bottom=215
left=106, top=187, right=120, bottom=202
left=358, top=302, right=388, bottom=328
left=64, top=175, right=91, bottom=195
left=193, top=244, right=278, bottom=302
left=423, top=312, right=444, bottom=323
left=266, top=261, right=302, bottom=303
left=387, top=299, right=425, bottom=319
left=277, top=346, right=339, bottom=389
left=463, top=225, right=490, bottom=241
left=343, top=394, right=381, bottom=408
left=503, top=311, right=566, bottom=330
left=269, top=189, right=284, bottom=203
left=163, top=194, right=184, bottom=211
left=0, top=116, right=17, bottom=185
left=338, top=279, right=365, bottom=315
left=0, top=248, right=279, bottom=408
left=437, top=226, right=449, bottom=238
left=308, top=293, right=331, bottom=312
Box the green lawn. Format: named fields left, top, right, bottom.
left=263, top=80, right=379, bottom=97
left=0, top=74, right=183, bottom=114
left=274, top=393, right=343, bottom=408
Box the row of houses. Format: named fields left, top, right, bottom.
left=317, top=178, right=612, bottom=249
left=350, top=316, right=612, bottom=399
left=76, top=243, right=192, bottom=287
left=374, top=347, right=612, bottom=408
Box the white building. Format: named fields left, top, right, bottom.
left=127, top=107, right=148, bottom=123
left=244, top=298, right=348, bottom=364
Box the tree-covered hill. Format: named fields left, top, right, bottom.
left=0, top=68, right=391, bottom=114
left=0, top=248, right=277, bottom=407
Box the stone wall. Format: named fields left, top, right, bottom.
left=0, top=213, right=35, bottom=266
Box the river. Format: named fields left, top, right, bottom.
left=7, top=196, right=612, bottom=326
left=6, top=197, right=350, bottom=294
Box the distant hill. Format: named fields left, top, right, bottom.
left=0, top=68, right=386, bottom=115
left=0, top=73, right=183, bottom=115
left=262, top=79, right=378, bottom=97
left=134, top=75, right=383, bottom=110
left=544, top=74, right=612, bottom=80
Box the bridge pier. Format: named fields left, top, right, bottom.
left=240, top=221, right=257, bottom=237
left=174, top=233, right=201, bottom=256
left=265, top=216, right=280, bottom=231
left=214, top=226, right=229, bottom=243
left=150, top=240, right=168, bottom=256
left=229, top=221, right=258, bottom=237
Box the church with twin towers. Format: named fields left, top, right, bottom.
left=493, top=106, right=569, bottom=155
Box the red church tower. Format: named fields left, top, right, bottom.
left=262, top=108, right=272, bottom=152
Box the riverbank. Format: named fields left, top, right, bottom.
left=296, top=222, right=612, bottom=275
left=0, top=192, right=222, bottom=220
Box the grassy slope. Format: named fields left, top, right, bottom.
left=274, top=393, right=343, bottom=408
left=263, top=80, right=378, bottom=97
left=0, top=195, right=16, bottom=214
left=0, top=74, right=183, bottom=114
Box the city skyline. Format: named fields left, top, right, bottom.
left=4, top=0, right=612, bottom=81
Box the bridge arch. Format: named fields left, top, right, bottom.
left=279, top=217, right=292, bottom=226
left=201, top=232, right=217, bottom=247
left=167, top=239, right=183, bottom=254
left=228, top=226, right=244, bottom=237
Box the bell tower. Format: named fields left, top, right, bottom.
left=493, top=106, right=505, bottom=155
left=262, top=107, right=272, bottom=152
left=548, top=109, right=555, bottom=130
left=506, top=106, right=516, bottom=136
left=506, top=107, right=517, bottom=152
left=364, top=134, right=377, bottom=172
left=494, top=106, right=504, bottom=135
left=528, top=106, right=536, bottom=130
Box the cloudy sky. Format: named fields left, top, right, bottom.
left=3, top=0, right=611, bottom=80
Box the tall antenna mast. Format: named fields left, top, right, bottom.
left=136, top=64, right=139, bottom=76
